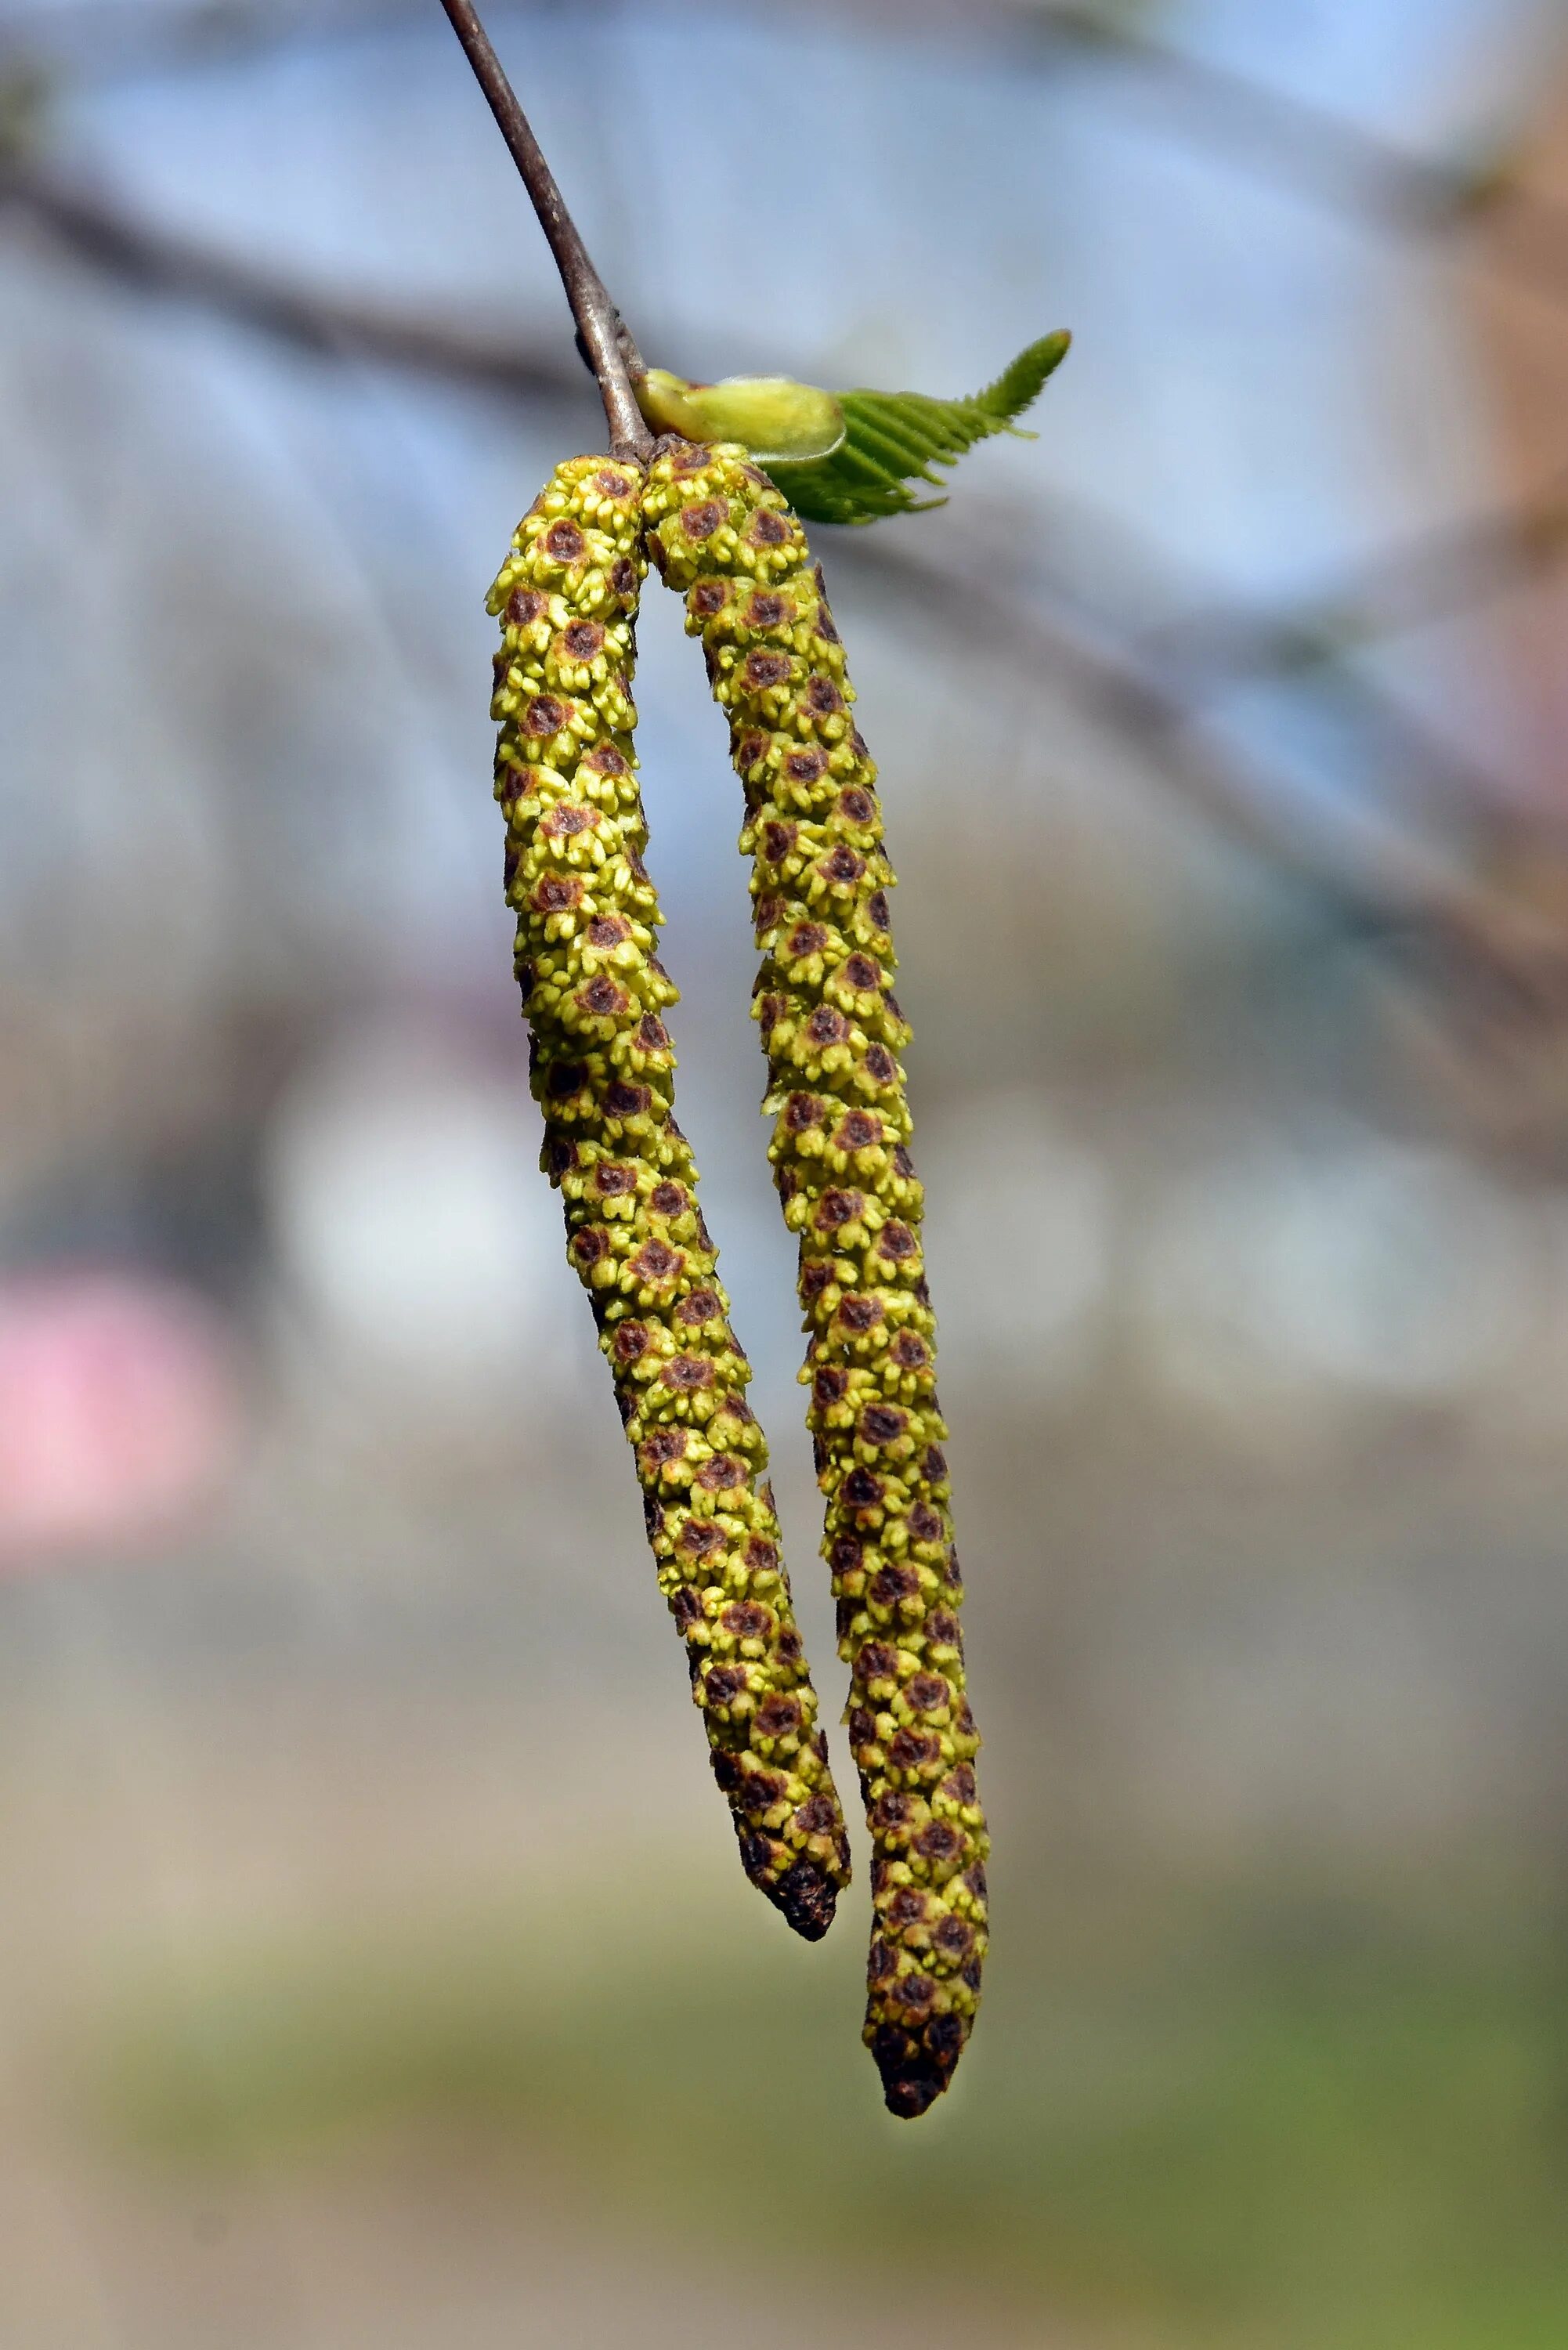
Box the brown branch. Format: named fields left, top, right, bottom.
left=435, top=0, right=649, bottom=461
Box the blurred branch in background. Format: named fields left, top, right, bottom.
left=1001, top=1, right=1568, bottom=312
left=7, top=0, right=1568, bottom=302
left=850, top=522, right=1568, bottom=1021
left=1133, top=476, right=1568, bottom=694
left=4, top=141, right=1567, bottom=1033
left=0, top=160, right=574, bottom=398
left=0, top=0, right=431, bottom=81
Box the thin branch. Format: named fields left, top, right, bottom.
left=435, top=0, right=649, bottom=461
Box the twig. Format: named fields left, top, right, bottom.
left=435, top=0, right=649, bottom=461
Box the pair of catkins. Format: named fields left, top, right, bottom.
left=486, top=348, right=1064, bottom=2117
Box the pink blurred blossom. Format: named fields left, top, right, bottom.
left=0, top=1272, right=242, bottom=1568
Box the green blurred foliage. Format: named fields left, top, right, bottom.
left=81, top=1869, right=1568, bottom=2350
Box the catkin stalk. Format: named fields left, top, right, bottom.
left=645, top=443, right=989, bottom=2114
left=489, top=453, right=851, bottom=1940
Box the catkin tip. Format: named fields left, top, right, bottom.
left=874, top=2046, right=948, bottom=2120
left=771, top=1856, right=840, bottom=1942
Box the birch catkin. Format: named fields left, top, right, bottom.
left=645, top=443, right=990, bottom=2116
left=488, top=453, right=851, bottom=1940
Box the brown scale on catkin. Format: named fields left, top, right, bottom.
left=488, top=453, right=851, bottom=1941
left=645, top=442, right=989, bottom=2116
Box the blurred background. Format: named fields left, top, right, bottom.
left=2, top=0, right=1568, bottom=2342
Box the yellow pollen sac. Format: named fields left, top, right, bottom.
left=644, top=442, right=990, bottom=2120
left=489, top=452, right=851, bottom=1945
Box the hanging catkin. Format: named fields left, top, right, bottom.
left=645, top=442, right=989, bottom=2116
left=488, top=453, right=851, bottom=1940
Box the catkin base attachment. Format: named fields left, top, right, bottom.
left=489, top=452, right=851, bottom=1937
left=645, top=443, right=990, bottom=2112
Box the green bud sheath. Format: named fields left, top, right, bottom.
left=488, top=454, right=851, bottom=1941
left=635, top=368, right=846, bottom=465
left=645, top=444, right=989, bottom=2115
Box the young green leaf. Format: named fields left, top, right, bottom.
left=768, top=330, right=1071, bottom=525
